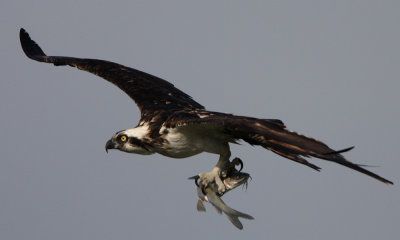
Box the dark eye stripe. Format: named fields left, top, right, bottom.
left=128, top=137, right=152, bottom=151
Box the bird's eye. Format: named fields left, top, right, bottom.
left=120, top=135, right=127, bottom=142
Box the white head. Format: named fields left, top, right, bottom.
left=105, top=125, right=153, bottom=155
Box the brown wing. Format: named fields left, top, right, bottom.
left=166, top=110, right=393, bottom=184
left=19, top=28, right=204, bottom=119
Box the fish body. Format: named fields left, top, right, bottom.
left=195, top=170, right=254, bottom=230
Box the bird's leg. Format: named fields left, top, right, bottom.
left=191, top=157, right=246, bottom=196
left=198, top=151, right=231, bottom=194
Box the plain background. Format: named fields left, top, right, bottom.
left=1, top=1, right=399, bottom=239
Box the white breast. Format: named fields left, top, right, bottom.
left=157, top=125, right=227, bottom=158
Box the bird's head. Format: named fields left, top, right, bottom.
left=105, top=127, right=153, bottom=155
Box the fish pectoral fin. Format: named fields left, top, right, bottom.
left=196, top=200, right=206, bottom=212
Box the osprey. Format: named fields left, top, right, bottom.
left=20, top=28, right=393, bottom=192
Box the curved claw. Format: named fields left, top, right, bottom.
left=231, top=157, right=244, bottom=172
left=237, top=159, right=243, bottom=172
left=188, top=175, right=200, bottom=187
left=189, top=175, right=208, bottom=195
left=199, top=183, right=207, bottom=195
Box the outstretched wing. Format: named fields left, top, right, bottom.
left=166, top=110, right=393, bottom=184
left=19, top=28, right=204, bottom=118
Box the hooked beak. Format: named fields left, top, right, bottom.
left=105, top=139, right=116, bottom=153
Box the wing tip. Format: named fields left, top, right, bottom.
left=19, top=28, right=47, bottom=60
left=323, top=146, right=355, bottom=155
left=339, top=159, right=394, bottom=185
left=381, top=178, right=394, bottom=185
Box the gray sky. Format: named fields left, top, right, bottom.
left=1, top=1, right=399, bottom=239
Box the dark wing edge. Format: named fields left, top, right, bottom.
left=170, top=112, right=393, bottom=185
left=19, top=28, right=205, bottom=116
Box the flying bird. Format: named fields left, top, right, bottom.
left=19, top=28, right=393, bottom=192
